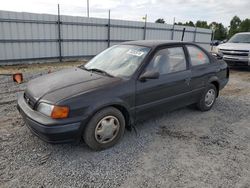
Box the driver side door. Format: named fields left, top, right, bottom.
left=135, top=46, right=191, bottom=121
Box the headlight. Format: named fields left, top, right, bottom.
left=213, top=46, right=219, bottom=53
left=217, top=49, right=223, bottom=56
left=37, top=103, right=69, bottom=119
left=37, top=103, right=54, bottom=117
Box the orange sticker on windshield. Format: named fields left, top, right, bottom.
left=197, top=52, right=204, bottom=60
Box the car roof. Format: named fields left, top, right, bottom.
left=121, top=40, right=195, bottom=48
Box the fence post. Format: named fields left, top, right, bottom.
left=171, top=17, right=175, bottom=40
left=107, top=10, right=111, bottom=47
left=143, top=14, right=147, bottom=40
left=57, top=4, right=62, bottom=62
left=181, top=28, right=186, bottom=41
left=193, top=26, right=197, bottom=42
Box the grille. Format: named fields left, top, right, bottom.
left=219, top=49, right=249, bottom=57
left=23, top=92, right=36, bottom=108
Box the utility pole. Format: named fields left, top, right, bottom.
left=87, top=0, right=89, bottom=17
left=143, top=14, right=147, bottom=40
left=171, top=17, right=175, bottom=40
left=107, top=10, right=111, bottom=47
left=211, top=29, right=215, bottom=52
left=57, top=4, right=62, bottom=62
left=210, top=23, right=216, bottom=52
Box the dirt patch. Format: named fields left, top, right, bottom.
left=0, top=61, right=85, bottom=74
left=220, top=69, right=250, bottom=96
left=157, top=126, right=231, bottom=148
left=221, top=86, right=249, bottom=96
left=156, top=126, right=195, bottom=140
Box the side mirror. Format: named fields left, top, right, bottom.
left=139, top=70, right=159, bottom=81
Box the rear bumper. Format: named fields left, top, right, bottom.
left=219, top=78, right=229, bottom=90
left=17, top=94, right=85, bottom=143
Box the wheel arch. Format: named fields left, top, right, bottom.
left=85, top=101, right=133, bottom=130
left=111, top=104, right=131, bottom=128
left=208, top=76, right=220, bottom=97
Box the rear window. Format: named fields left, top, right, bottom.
left=187, top=45, right=210, bottom=66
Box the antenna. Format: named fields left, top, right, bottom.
left=181, top=28, right=186, bottom=41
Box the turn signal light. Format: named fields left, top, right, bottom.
left=51, top=106, right=69, bottom=119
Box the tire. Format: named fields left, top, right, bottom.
left=83, top=107, right=125, bottom=150
left=196, top=84, right=217, bottom=111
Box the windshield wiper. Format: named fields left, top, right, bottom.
left=86, top=68, right=114, bottom=77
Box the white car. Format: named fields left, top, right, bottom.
left=217, top=32, right=250, bottom=68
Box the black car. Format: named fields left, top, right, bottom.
left=17, top=40, right=229, bottom=150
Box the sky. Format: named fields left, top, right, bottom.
left=0, top=0, right=249, bottom=26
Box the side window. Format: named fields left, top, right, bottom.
left=187, top=45, right=210, bottom=66
left=146, top=47, right=186, bottom=75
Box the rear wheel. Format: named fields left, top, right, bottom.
left=197, top=84, right=217, bottom=111
left=83, top=107, right=125, bottom=150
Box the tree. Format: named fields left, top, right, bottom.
left=174, top=21, right=194, bottom=27
left=228, top=16, right=241, bottom=38
left=155, top=18, right=165, bottom=24
left=195, top=21, right=209, bottom=29
left=185, top=21, right=195, bottom=27
left=238, top=18, right=250, bottom=32
left=167, top=16, right=249, bottom=40
left=175, top=22, right=182, bottom=25
left=209, top=22, right=227, bottom=40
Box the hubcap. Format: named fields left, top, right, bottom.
left=205, top=89, right=216, bottom=107
left=95, top=116, right=120, bottom=144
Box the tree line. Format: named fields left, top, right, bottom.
left=155, top=16, right=250, bottom=40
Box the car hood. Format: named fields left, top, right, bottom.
left=218, top=43, right=250, bottom=51
left=25, top=67, right=121, bottom=103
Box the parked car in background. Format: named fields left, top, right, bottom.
left=210, top=40, right=222, bottom=46
left=17, top=40, right=229, bottom=150
left=217, top=32, right=250, bottom=68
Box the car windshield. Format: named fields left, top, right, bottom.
left=83, top=45, right=151, bottom=78
left=228, top=34, right=250, bottom=43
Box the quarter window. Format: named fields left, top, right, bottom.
left=187, top=45, right=210, bottom=66
left=146, top=47, right=187, bottom=75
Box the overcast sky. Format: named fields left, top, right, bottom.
left=1, top=0, right=249, bottom=26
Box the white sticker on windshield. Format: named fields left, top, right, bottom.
left=127, top=49, right=144, bottom=57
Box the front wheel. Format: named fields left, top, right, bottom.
left=83, top=107, right=125, bottom=150
left=197, top=84, right=217, bottom=111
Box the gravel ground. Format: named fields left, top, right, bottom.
left=0, top=63, right=250, bottom=188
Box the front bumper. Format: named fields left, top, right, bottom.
left=222, top=55, right=250, bottom=67
left=17, top=94, right=84, bottom=143
left=224, top=59, right=250, bottom=67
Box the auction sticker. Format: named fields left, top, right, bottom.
left=127, top=49, right=144, bottom=57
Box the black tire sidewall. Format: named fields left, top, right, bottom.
left=83, top=107, right=125, bottom=150
left=197, top=84, right=217, bottom=111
